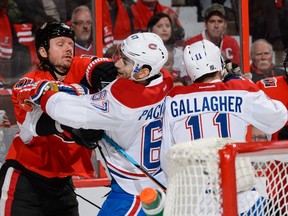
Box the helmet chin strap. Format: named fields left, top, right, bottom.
left=53, top=67, right=68, bottom=76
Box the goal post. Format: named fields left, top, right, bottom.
left=164, top=138, right=288, bottom=216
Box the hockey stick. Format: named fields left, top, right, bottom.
left=103, top=134, right=167, bottom=192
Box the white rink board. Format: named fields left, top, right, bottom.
left=77, top=186, right=110, bottom=216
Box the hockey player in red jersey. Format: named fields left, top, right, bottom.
left=0, top=22, right=117, bottom=216
left=16, top=32, right=173, bottom=215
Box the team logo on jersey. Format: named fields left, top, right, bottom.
left=261, top=77, right=277, bottom=88
left=14, top=77, right=34, bottom=89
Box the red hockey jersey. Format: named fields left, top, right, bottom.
left=6, top=55, right=98, bottom=178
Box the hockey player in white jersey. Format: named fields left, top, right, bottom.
left=161, top=39, right=287, bottom=215
left=17, top=32, right=173, bottom=215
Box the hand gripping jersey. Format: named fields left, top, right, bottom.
left=161, top=78, right=287, bottom=172
left=39, top=70, right=173, bottom=194
left=7, top=55, right=99, bottom=178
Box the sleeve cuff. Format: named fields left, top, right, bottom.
left=40, top=90, right=58, bottom=113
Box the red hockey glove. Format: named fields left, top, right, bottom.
left=81, top=57, right=118, bottom=91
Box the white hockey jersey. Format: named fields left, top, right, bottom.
left=40, top=71, right=173, bottom=195
left=161, top=78, right=287, bottom=173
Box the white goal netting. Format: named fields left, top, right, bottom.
left=164, top=138, right=288, bottom=216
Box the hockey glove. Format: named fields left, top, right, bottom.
left=81, top=57, right=118, bottom=91
left=222, top=60, right=243, bottom=82
left=61, top=125, right=104, bottom=149
left=17, top=80, right=59, bottom=112
left=54, top=81, right=89, bottom=95
left=17, top=81, right=89, bottom=112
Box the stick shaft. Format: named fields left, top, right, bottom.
left=103, top=134, right=166, bottom=192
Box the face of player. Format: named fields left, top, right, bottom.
left=252, top=42, right=273, bottom=71
left=205, top=15, right=226, bottom=41
left=47, top=37, right=74, bottom=73
left=114, top=54, right=135, bottom=79
left=151, top=17, right=172, bottom=43
left=71, top=10, right=92, bottom=45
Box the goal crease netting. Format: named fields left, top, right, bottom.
left=164, top=138, right=288, bottom=216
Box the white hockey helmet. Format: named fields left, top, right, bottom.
left=183, top=39, right=224, bottom=82
left=120, top=32, right=168, bottom=81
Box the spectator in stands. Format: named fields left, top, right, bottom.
left=249, top=0, right=283, bottom=49
left=251, top=126, right=270, bottom=142
left=0, top=77, right=12, bottom=94
left=0, top=110, right=11, bottom=128
left=184, top=3, right=240, bottom=65
left=71, top=5, right=93, bottom=56
left=70, top=4, right=114, bottom=55
left=250, top=39, right=286, bottom=83
left=0, top=0, right=38, bottom=82
left=100, top=0, right=114, bottom=52
left=13, top=0, right=67, bottom=26
left=0, top=0, right=13, bottom=61
left=0, top=110, right=11, bottom=166
left=147, top=12, right=189, bottom=85
left=107, top=0, right=141, bottom=44
left=131, top=0, right=185, bottom=43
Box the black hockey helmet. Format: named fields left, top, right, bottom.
left=35, top=22, right=75, bottom=54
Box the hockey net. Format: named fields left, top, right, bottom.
left=164, top=138, right=288, bottom=216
